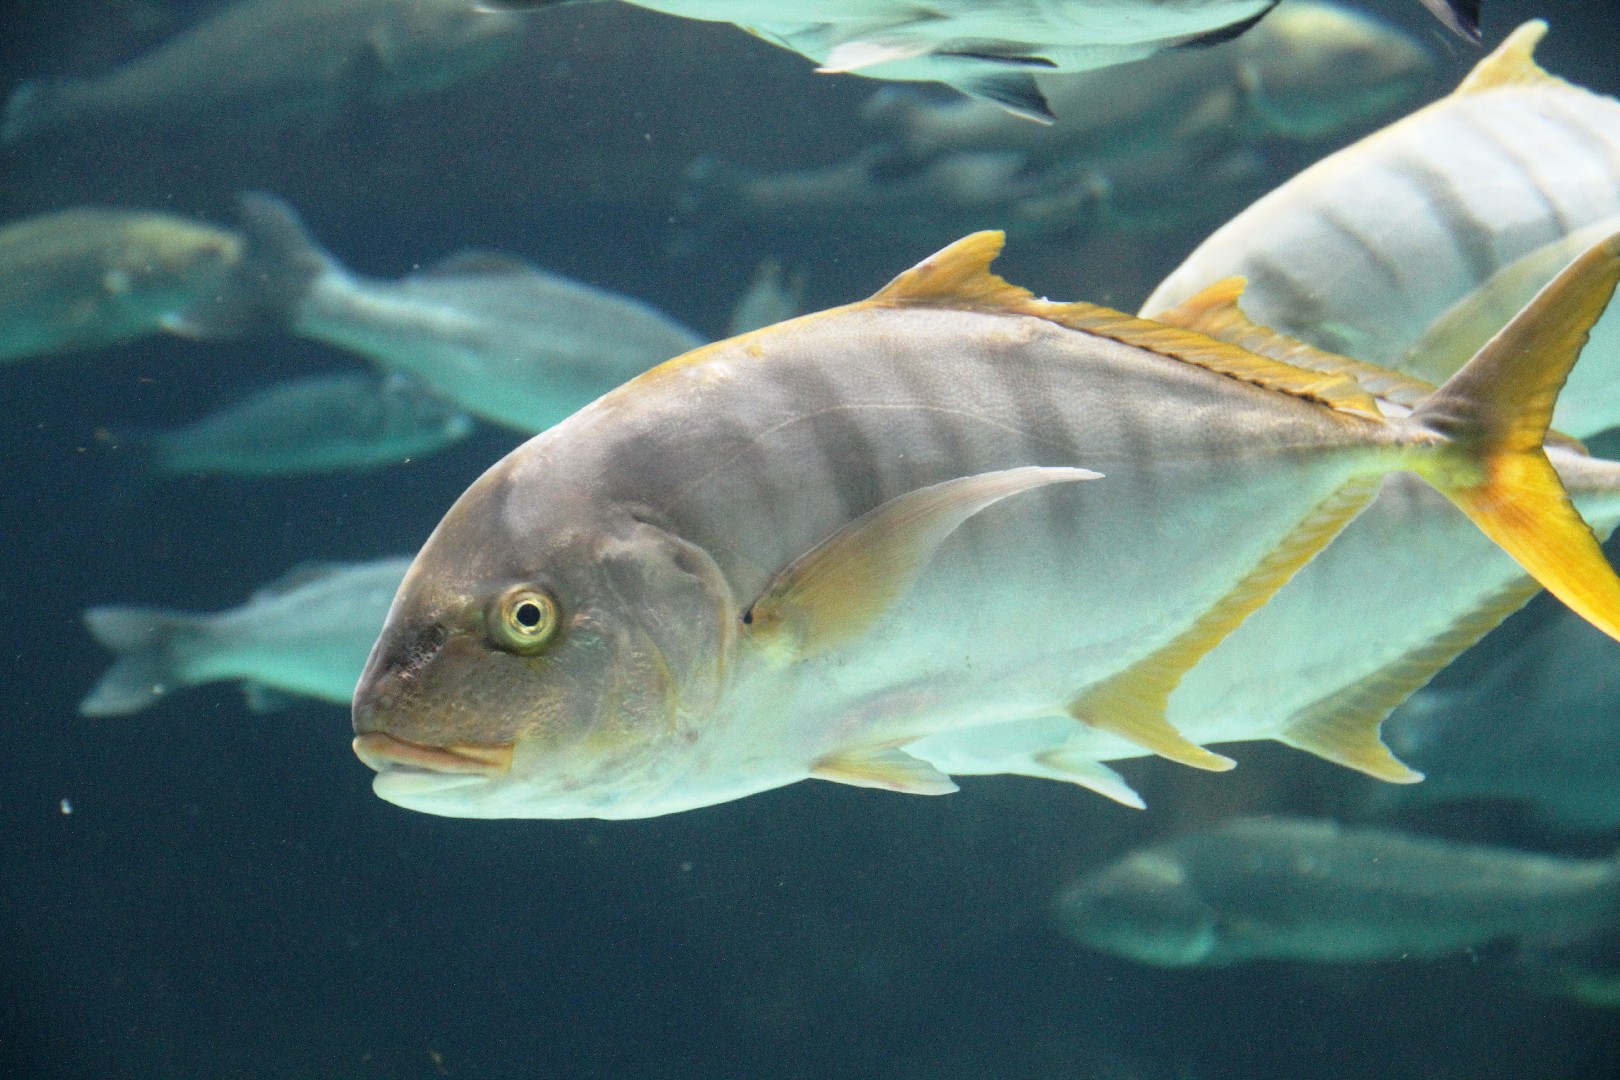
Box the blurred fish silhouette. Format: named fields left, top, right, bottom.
left=348, top=225, right=1620, bottom=819
left=0, top=206, right=259, bottom=364
left=488, top=0, right=1475, bottom=119
left=1055, top=816, right=1620, bottom=967
left=81, top=558, right=411, bottom=717
left=235, top=193, right=706, bottom=433
left=2, top=0, right=523, bottom=146
left=145, top=371, right=474, bottom=477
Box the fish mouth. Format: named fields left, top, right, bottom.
left=352, top=732, right=515, bottom=776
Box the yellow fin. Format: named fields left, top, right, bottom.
left=1156, top=277, right=1438, bottom=410
left=1067, top=475, right=1381, bottom=772
left=810, top=746, right=959, bottom=795
left=743, top=465, right=1099, bottom=662
left=1452, top=20, right=1569, bottom=96
left=1279, top=578, right=1543, bottom=782
left=1032, top=749, right=1147, bottom=809
left=865, top=230, right=1038, bottom=313
left=1046, top=299, right=1385, bottom=419
left=1409, top=232, right=1620, bottom=643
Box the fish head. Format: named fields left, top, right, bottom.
left=367, top=1, right=525, bottom=101
left=1238, top=1, right=1436, bottom=140
left=1054, top=850, right=1220, bottom=967
left=352, top=448, right=736, bottom=818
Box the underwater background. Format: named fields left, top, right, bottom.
left=3, top=1, right=1620, bottom=1077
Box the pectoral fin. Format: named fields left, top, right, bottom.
left=743, top=465, right=1099, bottom=662
left=811, top=746, right=959, bottom=795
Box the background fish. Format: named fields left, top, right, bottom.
left=80, top=557, right=411, bottom=717
left=146, top=370, right=475, bottom=477
left=237, top=193, right=707, bottom=433
left=2, top=0, right=523, bottom=146
left=1054, top=816, right=1620, bottom=967
left=0, top=206, right=251, bottom=364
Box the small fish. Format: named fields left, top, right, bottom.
left=350, top=226, right=1620, bottom=820
left=236, top=193, right=706, bottom=433
left=1376, top=598, right=1620, bottom=832
left=1143, top=21, right=1620, bottom=441
left=1054, top=817, right=1620, bottom=967
left=147, top=370, right=474, bottom=477
left=0, top=207, right=251, bottom=364
left=491, top=1, right=1474, bottom=117
left=80, top=558, right=410, bottom=717
left=2, top=0, right=522, bottom=146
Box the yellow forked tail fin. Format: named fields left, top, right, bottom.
left=1409, top=232, right=1620, bottom=642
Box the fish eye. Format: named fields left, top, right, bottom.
left=488, top=586, right=559, bottom=654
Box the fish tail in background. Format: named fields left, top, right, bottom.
left=1407, top=233, right=1620, bottom=642
left=79, top=606, right=203, bottom=716
left=177, top=191, right=338, bottom=338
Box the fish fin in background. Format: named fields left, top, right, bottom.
left=1418, top=0, right=1482, bottom=44
left=1067, top=476, right=1382, bottom=773
left=1170, top=2, right=1279, bottom=49
left=743, top=466, right=1100, bottom=662
left=1407, top=233, right=1620, bottom=643
left=810, top=746, right=959, bottom=795
left=1156, top=277, right=1440, bottom=409
left=1030, top=749, right=1147, bottom=809
left=1281, top=578, right=1544, bottom=781
left=1454, top=20, right=1563, bottom=94
left=79, top=606, right=200, bottom=717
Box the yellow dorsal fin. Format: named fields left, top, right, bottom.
left=1068, top=476, right=1382, bottom=773
left=1280, top=577, right=1543, bottom=782
left=1044, top=300, right=1385, bottom=419
left=1157, top=277, right=1439, bottom=410
left=1453, top=20, right=1569, bottom=96
left=865, top=230, right=1038, bottom=313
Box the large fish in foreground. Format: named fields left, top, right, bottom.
left=352, top=226, right=1620, bottom=819
left=494, top=1, right=1475, bottom=119
left=1055, top=817, right=1620, bottom=967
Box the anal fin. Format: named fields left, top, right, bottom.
left=1067, top=476, right=1382, bottom=771
left=1280, top=577, right=1543, bottom=782
left=811, top=746, right=959, bottom=795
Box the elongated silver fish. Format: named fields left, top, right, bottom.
left=3, top=0, right=522, bottom=145
left=81, top=558, right=411, bottom=717
left=0, top=207, right=249, bottom=364
left=350, top=227, right=1620, bottom=819
left=1055, top=817, right=1620, bottom=967
left=492, top=1, right=1474, bottom=118
left=149, top=371, right=474, bottom=477
left=237, top=194, right=705, bottom=433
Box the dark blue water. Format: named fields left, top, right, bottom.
left=3, top=2, right=1618, bottom=1078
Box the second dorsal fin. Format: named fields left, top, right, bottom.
left=1452, top=20, right=1569, bottom=96
left=1156, top=277, right=1438, bottom=410
left=865, top=231, right=1039, bottom=313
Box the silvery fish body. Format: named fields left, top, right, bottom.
left=0, top=207, right=245, bottom=364
left=1379, top=602, right=1620, bottom=832
left=2, top=0, right=523, bottom=145
left=349, top=228, right=1620, bottom=819
left=150, top=371, right=474, bottom=477
left=80, top=558, right=411, bottom=717
left=1055, top=817, right=1620, bottom=967
left=237, top=194, right=705, bottom=433
left=1143, top=21, right=1620, bottom=440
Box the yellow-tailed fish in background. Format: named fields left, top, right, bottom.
left=486, top=1, right=1476, bottom=121
left=1144, top=21, right=1620, bottom=442
left=350, top=224, right=1620, bottom=819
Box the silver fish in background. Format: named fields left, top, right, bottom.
left=2, top=0, right=523, bottom=146
left=676, top=2, right=1431, bottom=248
left=1054, top=817, right=1620, bottom=967
left=235, top=193, right=706, bottom=433
left=1376, top=599, right=1620, bottom=833
left=80, top=558, right=412, bottom=717
left=491, top=1, right=1473, bottom=118
left=146, top=370, right=475, bottom=477
left=349, top=229, right=1620, bottom=819
left=0, top=207, right=250, bottom=364
left=1143, top=21, right=1620, bottom=441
